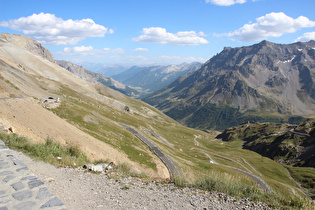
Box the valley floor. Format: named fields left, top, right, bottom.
left=11, top=150, right=272, bottom=210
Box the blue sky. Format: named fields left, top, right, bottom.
left=1, top=0, right=315, bottom=65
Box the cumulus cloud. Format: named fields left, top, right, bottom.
left=133, top=27, right=209, bottom=46
left=0, top=13, right=113, bottom=45
left=295, top=32, right=315, bottom=42
left=63, top=46, right=94, bottom=53
left=220, top=12, right=315, bottom=42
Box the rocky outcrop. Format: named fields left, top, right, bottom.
left=0, top=33, right=55, bottom=63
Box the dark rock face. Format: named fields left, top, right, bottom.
left=144, top=40, right=315, bottom=130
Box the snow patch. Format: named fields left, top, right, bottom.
left=277, top=55, right=296, bottom=64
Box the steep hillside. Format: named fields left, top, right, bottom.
left=112, top=62, right=202, bottom=96
left=217, top=118, right=315, bottom=167
left=0, top=33, right=311, bottom=206
left=144, top=40, right=315, bottom=130
left=56, top=60, right=141, bottom=98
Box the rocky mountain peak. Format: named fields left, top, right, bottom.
left=0, top=33, right=55, bottom=63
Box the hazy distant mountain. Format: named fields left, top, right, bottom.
left=80, top=62, right=130, bottom=77
left=112, top=62, right=202, bottom=95
left=56, top=60, right=141, bottom=98
left=144, top=40, right=315, bottom=130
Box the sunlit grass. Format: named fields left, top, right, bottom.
left=1, top=133, right=89, bottom=167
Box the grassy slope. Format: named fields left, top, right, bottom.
left=43, top=82, right=312, bottom=208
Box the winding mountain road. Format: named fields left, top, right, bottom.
left=120, top=123, right=272, bottom=192
left=191, top=148, right=272, bottom=192
left=119, top=123, right=182, bottom=179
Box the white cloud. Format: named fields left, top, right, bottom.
left=103, top=48, right=125, bottom=54
left=295, top=32, right=315, bottom=42
left=61, top=46, right=124, bottom=55
left=221, top=12, right=315, bottom=42
left=133, top=27, right=209, bottom=46
left=206, top=0, right=246, bottom=6
left=0, top=13, right=113, bottom=45
left=73, top=46, right=93, bottom=52
left=133, top=48, right=149, bottom=52
left=63, top=46, right=93, bottom=54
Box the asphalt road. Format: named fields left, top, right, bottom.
left=119, top=123, right=182, bottom=179
left=191, top=148, right=272, bottom=192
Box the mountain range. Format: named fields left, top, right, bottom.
left=144, top=40, right=315, bottom=130
left=56, top=61, right=201, bottom=98
left=112, top=62, right=202, bottom=96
